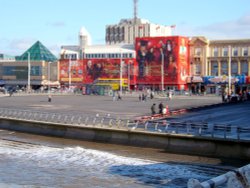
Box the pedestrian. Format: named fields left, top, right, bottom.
left=158, top=102, right=163, bottom=114
left=117, top=91, right=122, bottom=100
left=112, top=91, right=116, bottom=101
left=151, top=103, right=156, bottom=115
left=150, top=91, right=154, bottom=99
left=139, top=94, right=142, bottom=102
left=48, top=95, right=52, bottom=102
left=169, top=91, right=172, bottom=100
left=142, top=93, right=145, bottom=101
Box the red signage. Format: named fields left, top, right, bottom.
left=60, top=60, right=84, bottom=82
left=82, top=58, right=136, bottom=84
left=135, top=36, right=189, bottom=85
left=246, top=76, right=250, bottom=84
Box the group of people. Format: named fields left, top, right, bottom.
left=151, top=102, right=169, bottom=115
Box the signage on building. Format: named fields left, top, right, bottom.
left=135, top=36, right=189, bottom=87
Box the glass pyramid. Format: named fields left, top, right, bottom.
left=16, top=41, right=57, bottom=62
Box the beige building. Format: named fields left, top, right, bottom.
left=189, top=37, right=250, bottom=77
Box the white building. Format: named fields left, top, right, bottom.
left=105, top=18, right=173, bottom=44
left=61, top=27, right=135, bottom=60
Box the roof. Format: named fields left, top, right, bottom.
left=16, top=41, right=57, bottom=62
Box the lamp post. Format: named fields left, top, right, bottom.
left=48, top=62, right=51, bottom=94
left=228, top=45, right=232, bottom=95
left=161, top=50, right=164, bottom=91
left=68, top=55, right=71, bottom=89
left=120, top=51, right=123, bottom=93
left=128, top=61, right=131, bottom=92
left=27, top=52, right=31, bottom=93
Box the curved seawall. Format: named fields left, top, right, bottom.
left=0, top=118, right=249, bottom=160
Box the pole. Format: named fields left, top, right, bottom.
left=161, top=51, right=164, bottom=91
left=69, top=55, right=71, bottom=88
left=120, top=51, right=123, bottom=93
left=27, top=52, right=31, bottom=92
left=228, top=45, right=231, bottom=95
left=128, top=61, right=130, bottom=92
left=48, top=62, right=51, bottom=94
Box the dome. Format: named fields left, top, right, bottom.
left=79, top=27, right=90, bottom=36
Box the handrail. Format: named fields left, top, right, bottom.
left=0, top=107, right=249, bottom=141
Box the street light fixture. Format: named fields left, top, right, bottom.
left=69, top=55, right=71, bottom=89
left=48, top=62, right=52, bottom=94
left=27, top=52, right=31, bottom=93
left=161, top=50, right=164, bottom=91
left=228, top=45, right=232, bottom=95
left=120, top=50, right=123, bottom=93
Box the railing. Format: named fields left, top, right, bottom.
left=188, top=164, right=250, bottom=188
left=0, top=108, right=249, bottom=141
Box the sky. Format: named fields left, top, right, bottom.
left=1, top=0, right=250, bottom=57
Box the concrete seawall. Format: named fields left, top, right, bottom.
left=0, top=118, right=249, bottom=160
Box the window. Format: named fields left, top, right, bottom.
left=31, top=66, right=42, bottom=76
left=223, top=47, right=228, bottom=57
left=233, top=48, right=238, bottom=57
left=213, top=47, right=218, bottom=57
left=211, top=61, right=218, bottom=76
left=241, top=61, right=248, bottom=75
left=243, top=47, right=248, bottom=56
left=195, top=63, right=201, bottom=75
left=231, top=61, right=238, bottom=76
left=221, top=61, right=228, bottom=75
left=194, top=48, right=201, bottom=56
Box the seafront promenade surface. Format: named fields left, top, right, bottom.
left=0, top=93, right=222, bottom=119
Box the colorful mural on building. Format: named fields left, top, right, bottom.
left=135, top=36, right=189, bottom=89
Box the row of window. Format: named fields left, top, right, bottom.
left=210, top=61, right=249, bottom=76
left=3, top=66, right=42, bottom=77
left=84, top=53, right=134, bottom=59
left=194, top=47, right=249, bottom=57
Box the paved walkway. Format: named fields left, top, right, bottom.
left=0, top=94, right=222, bottom=119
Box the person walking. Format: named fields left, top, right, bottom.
left=117, top=91, right=122, bottom=100
left=158, top=102, right=163, bottom=114
left=151, top=103, right=156, bottom=115
left=48, top=94, right=52, bottom=102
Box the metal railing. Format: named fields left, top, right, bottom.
left=0, top=108, right=249, bottom=141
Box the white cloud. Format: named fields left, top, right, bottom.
left=46, top=21, right=66, bottom=27
left=176, top=13, right=250, bottom=40
left=8, top=38, right=36, bottom=55
left=48, top=44, right=61, bottom=57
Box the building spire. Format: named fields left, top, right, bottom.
left=134, top=0, right=138, bottom=24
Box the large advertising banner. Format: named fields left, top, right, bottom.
left=135, top=36, right=189, bottom=85
left=60, top=60, right=84, bottom=83
left=82, top=58, right=136, bottom=84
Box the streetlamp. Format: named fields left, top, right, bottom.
left=68, top=55, right=71, bottom=89
left=128, top=60, right=131, bottom=92
left=27, top=52, right=31, bottom=93
left=228, top=45, right=232, bottom=95
left=120, top=51, right=123, bottom=93
left=48, top=62, right=52, bottom=94
left=161, top=50, right=164, bottom=91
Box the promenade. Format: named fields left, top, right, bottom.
left=0, top=93, right=222, bottom=119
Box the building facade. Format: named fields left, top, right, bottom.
left=0, top=41, right=59, bottom=90
left=189, top=37, right=250, bottom=94
left=105, top=18, right=173, bottom=45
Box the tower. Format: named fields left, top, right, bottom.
left=79, top=27, right=91, bottom=59
left=134, top=0, right=138, bottom=24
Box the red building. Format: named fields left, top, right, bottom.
left=135, top=36, right=190, bottom=90
left=59, top=36, right=190, bottom=91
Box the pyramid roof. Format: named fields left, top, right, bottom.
left=16, top=41, right=57, bottom=62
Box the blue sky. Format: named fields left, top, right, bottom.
left=1, top=0, right=250, bottom=56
